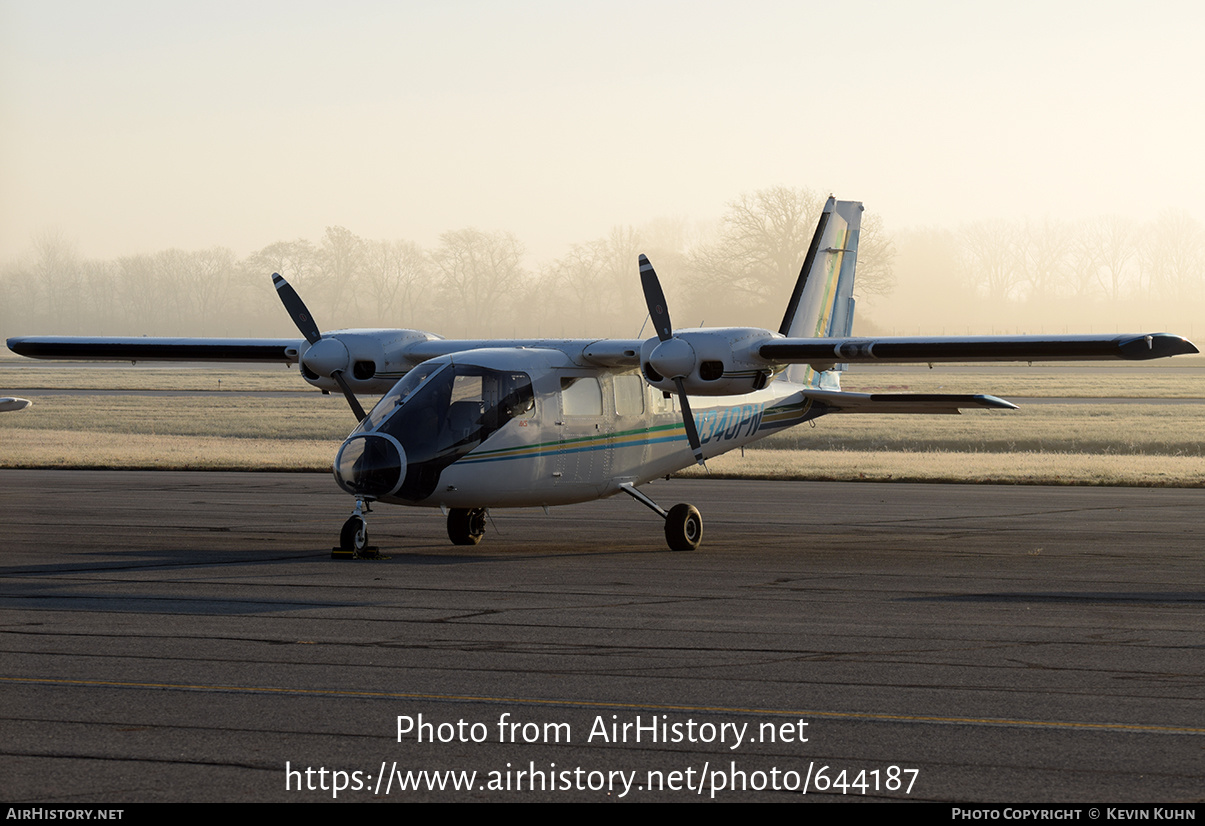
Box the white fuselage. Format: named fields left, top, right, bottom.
left=348, top=347, right=818, bottom=510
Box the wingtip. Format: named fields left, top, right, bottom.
left=976, top=394, right=1019, bottom=410
left=1119, top=333, right=1199, bottom=360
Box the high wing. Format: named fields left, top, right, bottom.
left=759, top=332, right=1196, bottom=366
left=6, top=337, right=301, bottom=363
left=7, top=330, right=1194, bottom=370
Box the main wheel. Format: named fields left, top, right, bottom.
left=340, top=515, right=368, bottom=553
left=664, top=503, right=702, bottom=551
left=447, top=507, right=487, bottom=546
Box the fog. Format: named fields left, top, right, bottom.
left=2, top=1, right=1203, bottom=343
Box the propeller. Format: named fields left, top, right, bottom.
left=272, top=273, right=367, bottom=422
left=639, top=255, right=704, bottom=466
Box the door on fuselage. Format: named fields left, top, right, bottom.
left=553, top=374, right=610, bottom=489
left=607, top=372, right=653, bottom=479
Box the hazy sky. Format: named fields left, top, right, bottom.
left=3, top=0, right=1203, bottom=263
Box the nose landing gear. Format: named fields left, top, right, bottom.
left=332, top=497, right=383, bottom=559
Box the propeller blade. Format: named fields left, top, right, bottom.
left=272, top=273, right=322, bottom=345
left=272, top=272, right=365, bottom=422
left=332, top=371, right=368, bottom=422
left=639, top=255, right=673, bottom=342
left=639, top=255, right=701, bottom=464
left=673, top=377, right=705, bottom=466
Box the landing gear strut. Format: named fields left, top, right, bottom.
left=448, top=507, right=487, bottom=546
left=619, top=483, right=702, bottom=551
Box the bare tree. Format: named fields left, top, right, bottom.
left=317, top=226, right=368, bottom=320
left=152, top=249, right=193, bottom=329
left=183, top=247, right=237, bottom=328
left=1140, top=209, right=1204, bottom=303
left=690, top=187, right=825, bottom=313
left=0, top=261, right=26, bottom=337
left=1087, top=215, right=1137, bottom=303
left=960, top=220, right=1023, bottom=303
left=855, top=212, right=896, bottom=300
left=361, top=239, right=432, bottom=327
left=598, top=225, right=645, bottom=330
left=29, top=230, right=82, bottom=328
left=432, top=229, right=525, bottom=335
left=116, top=253, right=172, bottom=334
left=78, top=258, right=120, bottom=334
left=688, top=187, right=894, bottom=327
left=549, top=240, right=609, bottom=328
left=245, top=239, right=318, bottom=288
left=1016, top=218, right=1071, bottom=302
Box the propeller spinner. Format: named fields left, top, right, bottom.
left=272, top=273, right=367, bottom=422
left=638, top=255, right=704, bottom=466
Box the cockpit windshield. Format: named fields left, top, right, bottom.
left=356, top=363, right=445, bottom=434
left=355, top=362, right=534, bottom=501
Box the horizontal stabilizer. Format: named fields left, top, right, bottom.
left=761, top=333, right=1198, bottom=365
left=801, top=389, right=1017, bottom=414
left=7, top=337, right=300, bottom=362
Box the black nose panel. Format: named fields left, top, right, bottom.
left=334, top=435, right=404, bottom=497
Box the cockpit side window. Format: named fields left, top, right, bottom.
left=371, top=365, right=535, bottom=501
left=447, top=374, right=485, bottom=442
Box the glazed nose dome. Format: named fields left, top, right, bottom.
left=333, top=435, right=406, bottom=498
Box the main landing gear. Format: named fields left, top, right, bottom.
left=447, top=507, right=487, bottom=546
left=619, top=483, right=702, bottom=551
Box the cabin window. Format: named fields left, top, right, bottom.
left=614, top=374, right=645, bottom=416
left=561, top=377, right=602, bottom=416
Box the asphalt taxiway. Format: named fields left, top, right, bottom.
left=1, top=470, right=1201, bottom=802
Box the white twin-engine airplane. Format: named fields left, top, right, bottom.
left=8, top=199, right=1198, bottom=555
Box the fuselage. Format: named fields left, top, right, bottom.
left=332, top=347, right=824, bottom=509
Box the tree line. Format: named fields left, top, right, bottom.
left=2, top=187, right=1203, bottom=342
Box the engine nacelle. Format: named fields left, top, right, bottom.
left=639, top=328, right=777, bottom=396
left=298, top=329, right=440, bottom=394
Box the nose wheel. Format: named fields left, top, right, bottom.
left=340, top=515, right=368, bottom=552
left=333, top=499, right=382, bottom=559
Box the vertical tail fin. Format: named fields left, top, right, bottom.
left=778, top=198, right=862, bottom=386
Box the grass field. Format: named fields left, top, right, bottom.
left=2, top=363, right=1203, bottom=485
